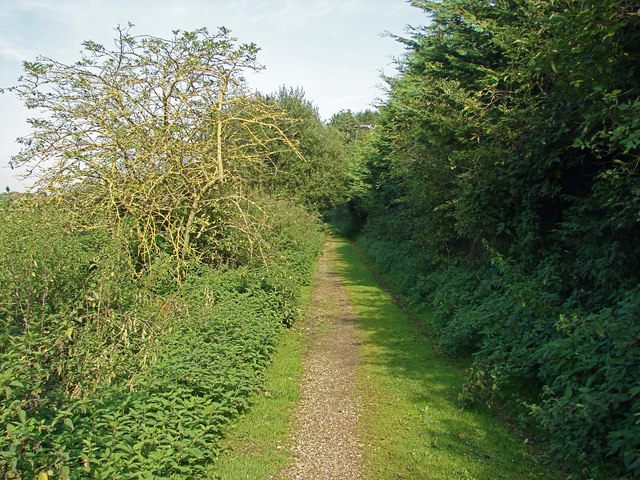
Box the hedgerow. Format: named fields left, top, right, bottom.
left=0, top=198, right=325, bottom=479
left=358, top=225, right=640, bottom=478
left=350, top=1, right=640, bottom=475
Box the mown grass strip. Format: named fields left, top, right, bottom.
left=332, top=237, right=568, bottom=480
left=206, top=286, right=311, bottom=480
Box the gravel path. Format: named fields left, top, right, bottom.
left=277, top=239, right=363, bottom=480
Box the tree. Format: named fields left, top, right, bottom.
left=267, top=87, right=350, bottom=213
left=11, top=26, right=300, bottom=274
left=329, top=109, right=380, bottom=144
left=357, top=1, right=640, bottom=475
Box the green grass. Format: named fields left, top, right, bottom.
left=206, top=286, right=311, bottom=480
left=332, top=237, right=569, bottom=480
left=207, top=237, right=573, bottom=479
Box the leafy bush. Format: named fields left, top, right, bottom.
left=0, top=197, right=325, bottom=479
left=261, top=198, right=326, bottom=287
left=359, top=223, right=640, bottom=478
left=533, top=290, right=640, bottom=475
left=0, top=201, right=165, bottom=478
left=353, top=0, right=640, bottom=476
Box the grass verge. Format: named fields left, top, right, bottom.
left=332, top=237, right=569, bottom=480
left=206, top=286, right=311, bottom=480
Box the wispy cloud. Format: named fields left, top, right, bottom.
left=0, top=38, right=32, bottom=62
left=12, top=0, right=106, bottom=24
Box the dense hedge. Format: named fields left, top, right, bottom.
left=351, top=0, right=640, bottom=477
left=0, top=200, right=325, bottom=479
left=359, top=232, right=639, bottom=480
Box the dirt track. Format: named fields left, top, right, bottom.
left=277, top=239, right=363, bottom=480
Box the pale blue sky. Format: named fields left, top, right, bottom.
left=0, top=0, right=427, bottom=191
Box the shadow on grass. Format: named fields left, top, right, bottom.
left=331, top=237, right=565, bottom=480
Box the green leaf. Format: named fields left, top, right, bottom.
left=64, top=417, right=74, bottom=431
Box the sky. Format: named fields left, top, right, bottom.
left=0, top=0, right=428, bottom=191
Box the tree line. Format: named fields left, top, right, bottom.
left=347, top=1, right=639, bottom=478
left=0, top=27, right=352, bottom=478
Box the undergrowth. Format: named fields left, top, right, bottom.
left=0, top=199, right=325, bottom=479
left=206, top=285, right=312, bottom=480
left=357, top=229, right=636, bottom=479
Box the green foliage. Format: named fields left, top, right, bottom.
left=354, top=0, right=640, bottom=477
left=206, top=296, right=309, bottom=480
left=259, top=198, right=326, bottom=287
left=266, top=88, right=351, bottom=214
left=0, top=199, right=165, bottom=478
left=325, top=109, right=382, bottom=236
left=328, top=109, right=380, bottom=140
left=0, top=199, right=156, bottom=394
left=0, top=195, right=325, bottom=479
left=0, top=191, right=20, bottom=208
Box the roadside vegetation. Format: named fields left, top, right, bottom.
left=341, top=1, right=640, bottom=478
left=206, top=291, right=309, bottom=480
left=0, top=28, right=346, bottom=479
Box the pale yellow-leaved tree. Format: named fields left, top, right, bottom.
left=11, top=26, right=302, bottom=276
